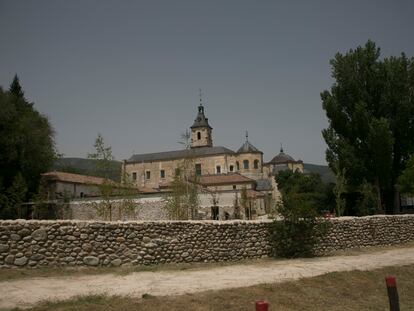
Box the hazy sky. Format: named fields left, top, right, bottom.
left=1, top=0, right=413, bottom=164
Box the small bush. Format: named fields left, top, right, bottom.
left=270, top=194, right=331, bottom=258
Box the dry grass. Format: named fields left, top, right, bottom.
left=0, top=257, right=274, bottom=282
left=17, top=264, right=414, bottom=311
left=328, top=240, right=414, bottom=257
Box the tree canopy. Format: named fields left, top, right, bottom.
left=0, top=76, right=56, bottom=219
left=322, top=41, right=414, bottom=214
left=275, top=170, right=335, bottom=214
left=271, top=170, right=332, bottom=258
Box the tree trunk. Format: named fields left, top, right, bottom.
left=393, top=190, right=401, bottom=214
left=374, top=177, right=382, bottom=213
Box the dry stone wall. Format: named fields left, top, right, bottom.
left=0, top=220, right=270, bottom=268
left=316, top=215, right=414, bottom=252
left=0, top=215, right=414, bottom=269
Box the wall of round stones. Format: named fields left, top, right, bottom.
left=1, top=215, right=414, bottom=268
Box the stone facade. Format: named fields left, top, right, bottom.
left=1, top=215, right=414, bottom=269
left=124, top=153, right=263, bottom=190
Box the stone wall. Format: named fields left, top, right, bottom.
left=1, top=215, right=414, bottom=269
left=0, top=220, right=270, bottom=268
left=68, top=199, right=168, bottom=221
left=66, top=192, right=267, bottom=221
left=316, top=215, right=414, bottom=252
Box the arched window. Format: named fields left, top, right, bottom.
left=254, top=159, right=259, bottom=169
left=243, top=160, right=249, bottom=169
left=236, top=161, right=240, bottom=171
left=197, top=132, right=201, bottom=140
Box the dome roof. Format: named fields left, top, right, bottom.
left=237, top=141, right=261, bottom=153
left=269, top=148, right=295, bottom=164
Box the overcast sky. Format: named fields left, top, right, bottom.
left=1, top=0, right=413, bottom=164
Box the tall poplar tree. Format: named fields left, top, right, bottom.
left=322, top=41, right=414, bottom=214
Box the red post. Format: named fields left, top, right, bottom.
left=255, top=300, right=269, bottom=311
left=385, top=276, right=400, bottom=311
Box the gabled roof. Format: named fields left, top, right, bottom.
left=41, top=171, right=109, bottom=186
left=41, top=171, right=159, bottom=194
left=193, top=173, right=255, bottom=186
left=126, top=146, right=235, bottom=163
left=246, top=189, right=265, bottom=198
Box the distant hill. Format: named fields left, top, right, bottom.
left=52, top=157, right=122, bottom=182
left=303, top=163, right=336, bottom=183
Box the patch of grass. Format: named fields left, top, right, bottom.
left=16, top=264, right=414, bottom=310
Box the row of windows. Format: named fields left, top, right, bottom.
left=132, top=170, right=165, bottom=181
left=231, top=159, right=260, bottom=171
left=131, top=159, right=260, bottom=181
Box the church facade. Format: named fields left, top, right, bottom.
left=122, top=100, right=304, bottom=204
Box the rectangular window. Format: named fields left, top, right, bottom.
left=160, top=170, right=165, bottom=179
left=216, top=165, right=221, bottom=174
left=146, top=171, right=151, bottom=180
left=195, top=163, right=202, bottom=176
left=229, top=165, right=234, bottom=172
left=243, top=160, right=249, bottom=169
left=233, top=185, right=237, bottom=190
left=132, top=172, right=137, bottom=181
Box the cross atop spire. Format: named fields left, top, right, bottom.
left=199, top=88, right=203, bottom=105
left=198, top=88, right=205, bottom=114
left=245, top=130, right=249, bottom=142
left=280, top=143, right=284, bottom=153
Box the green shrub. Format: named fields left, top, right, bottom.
left=269, top=194, right=331, bottom=258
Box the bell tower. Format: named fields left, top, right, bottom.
left=190, top=92, right=212, bottom=148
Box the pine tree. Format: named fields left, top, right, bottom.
left=9, top=74, right=25, bottom=99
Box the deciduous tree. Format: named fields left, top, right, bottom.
left=322, top=41, right=414, bottom=214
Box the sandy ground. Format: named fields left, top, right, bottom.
left=1, top=247, right=414, bottom=310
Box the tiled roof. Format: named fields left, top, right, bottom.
left=237, top=141, right=262, bottom=154
left=41, top=171, right=110, bottom=186
left=127, top=146, right=235, bottom=163
left=266, top=148, right=302, bottom=165
left=246, top=189, right=265, bottom=198
left=42, top=171, right=158, bottom=193
left=194, top=173, right=255, bottom=186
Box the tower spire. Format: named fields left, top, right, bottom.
left=190, top=90, right=213, bottom=148
left=199, top=88, right=203, bottom=105
left=280, top=143, right=284, bottom=153
left=245, top=130, right=249, bottom=142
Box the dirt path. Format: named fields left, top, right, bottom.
left=2, top=247, right=414, bottom=310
